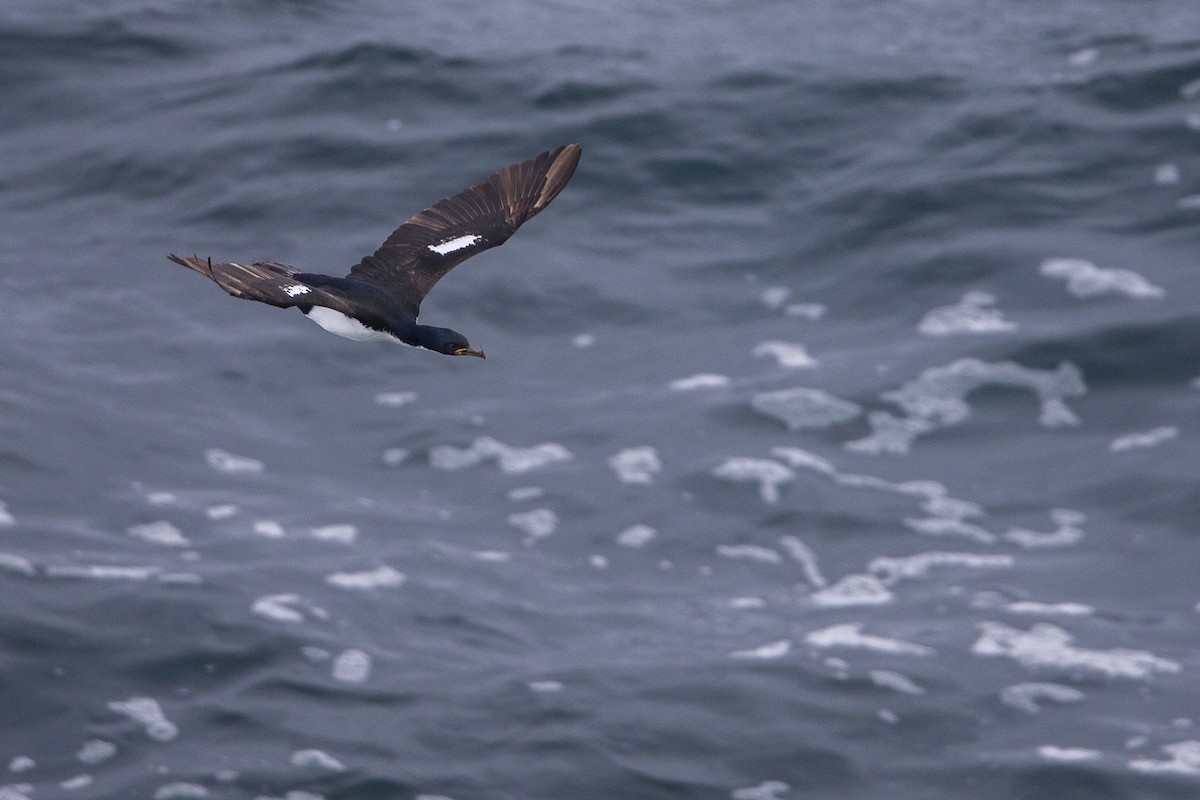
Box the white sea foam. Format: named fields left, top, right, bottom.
left=973, top=622, right=1180, bottom=678
left=107, top=697, right=178, bottom=741
left=507, top=486, right=543, bottom=501
left=290, top=750, right=346, bottom=771
left=46, top=565, right=162, bottom=581
left=1005, top=508, right=1085, bottom=548
left=1155, top=163, right=1181, bottom=185
left=146, top=491, right=175, bottom=505
left=751, top=387, right=861, bottom=431
left=572, top=332, right=595, bottom=348
left=61, top=775, right=93, bottom=790
left=616, top=524, right=657, bottom=548
left=759, top=285, right=791, bottom=309
left=205, top=448, right=265, bottom=475
left=772, top=447, right=992, bottom=541
left=785, top=302, right=826, bottom=319
left=1129, top=741, right=1200, bottom=775
left=128, top=520, right=190, bottom=547
left=76, top=740, right=117, bottom=765
left=529, top=680, right=564, bottom=693
left=0, top=785, right=33, bottom=800
left=608, top=446, right=662, bottom=484
left=382, top=447, right=409, bottom=466
left=428, top=442, right=485, bottom=470
left=868, top=551, right=1012, bottom=584
left=1039, top=746, right=1100, bottom=762
left=730, top=597, right=766, bottom=609
left=374, top=391, right=417, bottom=407
left=0, top=501, right=14, bottom=526
left=206, top=504, right=238, bottom=520
left=0, top=553, right=35, bottom=576
left=805, top=623, right=934, bottom=656
left=847, top=358, right=1085, bottom=455
left=868, top=670, right=925, bottom=695
left=1110, top=426, right=1178, bottom=452
left=310, top=524, right=358, bottom=544
left=1068, top=47, right=1098, bottom=66
left=753, top=340, right=818, bottom=368
left=154, top=783, right=208, bottom=799
left=8, top=755, right=35, bottom=772
left=903, top=516, right=995, bottom=543
left=731, top=639, right=791, bottom=660
left=332, top=649, right=371, bottom=683
left=1005, top=601, right=1094, bottom=617
left=508, top=508, right=558, bottom=540
left=778, top=536, right=826, bottom=587
left=474, top=550, right=511, bottom=562
left=1040, top=258, right=1164, bottom=299
left=716, top=544, right=783, bottom=564
left=845, top=412, right=935, bottom=455
left=326, top=565, right=405, bottom=590
left=301, top=647, right=330, bottom=662
left=430, top=436, right=572, bottom=474
left=252, top=594, right=326, bottom=624
left=669, top=373, right=731, bottom=391
left=253, top=520, right=285, bottom=538
left=918, top=291, right=1017, bottom=336
left=713, top=457, right=794, bottom=504
left=769, top=447, right=837, bottom=475
left=1000, top=682, right=1086, bottom=713
left=732, top=780, right=790, bottom=800
left=810, top=574, right=893, bottom=607
left=818, top=659, right=848, bottom=680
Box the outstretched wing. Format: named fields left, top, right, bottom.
left=347, top=143, right=581, bottom=315
left=167, top=254, right=356, bottom=314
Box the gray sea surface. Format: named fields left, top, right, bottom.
left=3, top=1, right=1200, bottom=798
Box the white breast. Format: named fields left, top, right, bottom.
left=305, top=306, right=403, bottom=344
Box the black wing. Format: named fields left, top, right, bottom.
left=346, top=143, right=581, bottom=316
left=167, top=254, right=358, bottom=315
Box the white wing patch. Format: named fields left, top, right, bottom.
left=429, top=234, right=482, bottom=255
left=284, top=284, right=311, bottom=297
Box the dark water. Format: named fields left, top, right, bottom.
left=3, top=2, right=1200, bottom=798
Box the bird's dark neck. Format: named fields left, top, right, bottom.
left=409, top=323, right=450, bottom=350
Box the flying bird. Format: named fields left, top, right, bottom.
left=169, top=144, right=581, bottom=359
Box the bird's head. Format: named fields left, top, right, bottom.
left=416, top=325, right=486, bottom=359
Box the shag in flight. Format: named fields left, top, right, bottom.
left=169, top=144, right=581, bottom=359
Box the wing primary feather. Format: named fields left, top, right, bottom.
left=345, top=144, right=581, bottom=315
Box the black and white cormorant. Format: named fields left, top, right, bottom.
left=169, top=144, right=582, bottom=359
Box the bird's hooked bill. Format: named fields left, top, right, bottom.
left=455, top=347, right=486, bottom=358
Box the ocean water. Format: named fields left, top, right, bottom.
left=3, top=1, right=1200, bottom=798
